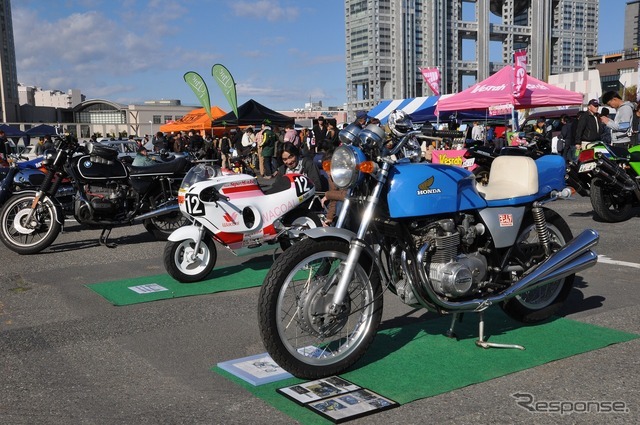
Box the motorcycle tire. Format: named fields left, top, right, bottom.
left=501, top=209, right=574, bottom=323
left=472, top=166, right=490, bottom=186
left=163, top=237, right=217, bottom=283
left=590, top=178, right=634, bottom=223
left=278, top=208, right=323, bottom=250
left=258, top=238, right=383, bottom=379
left=0, top=192, right=61, bottom=255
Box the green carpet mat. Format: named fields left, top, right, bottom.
left=214, top=310, right=638, bottom=424
left=86, top=259, right=271, bottom=306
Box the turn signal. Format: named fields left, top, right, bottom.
left=358, top=161, right=377, bottom=174
left=322, top=159, right=331, bottom=172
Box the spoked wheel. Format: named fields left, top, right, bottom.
left=163, top=237, right=217, bottom=283
left=0, top=192, right=61, bottom=255
left=143, top=186, right=190, bottom=240
left=501, top=209, right=574, bottom=323
left=258, top=238, right=383, bottom=379
left=279, top=209, right=323, bottom=250
left=590, top=177, right=634, bottom=222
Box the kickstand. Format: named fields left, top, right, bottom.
left=445, top=312, right=464, bottom=339
left=98, top=227, right=117, bottom=248
left=475, top=311, right=525, bottom=350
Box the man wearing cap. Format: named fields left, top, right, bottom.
left=575, top=99, right=602, bottom=149
left=352, top=111, right=368, bottom=129
left=601, top=90, right=634, bottom=147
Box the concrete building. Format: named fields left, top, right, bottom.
left=18, top=85, right=85, bottom=108
left=345, top=0, right=598, bottom=118
left=624, top=0, right=640, bottom=51
left=0, top=0, right=20, bottom=122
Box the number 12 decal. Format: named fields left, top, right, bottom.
left=293, top=175, right=311, bottom=196
left=184, top=193, right=205, bottom=216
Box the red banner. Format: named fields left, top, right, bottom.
left=421, top=67, right=440, bottom=96
left=513, top=50, right=527, bottom=99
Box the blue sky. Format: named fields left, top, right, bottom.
left=12, top=1, right=625, bottom=110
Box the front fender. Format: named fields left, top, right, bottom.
left=303, top=226, right=357, bottom=242
left=168, top=224, right=201, bottom=242
left=302, top=226, right=379, bottom=273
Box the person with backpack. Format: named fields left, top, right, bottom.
left=260, top=122, right=277, bottom=179
left=220, top=132, right=231, bottom=169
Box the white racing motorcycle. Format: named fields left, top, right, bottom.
left=164, top=163, right=322, bottom=282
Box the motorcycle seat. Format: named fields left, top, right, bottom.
left=477, top=156, right=538, bottom=201
left=129, top=156, right=190, bottom=175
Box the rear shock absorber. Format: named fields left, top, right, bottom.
left=531, top=205, right=551, bottom=256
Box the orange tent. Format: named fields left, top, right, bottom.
left=159, top=106, right=226, bottom=134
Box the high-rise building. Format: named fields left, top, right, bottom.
left=0, top=0, right=19, bottom=122
left=624, top=1, right=640, bottom=51
left=345, top=0, right=598, bottom=116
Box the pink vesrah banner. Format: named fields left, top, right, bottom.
left=513, top=50, right=527, bottom=99
left=421, top=67, right=440, bottom=96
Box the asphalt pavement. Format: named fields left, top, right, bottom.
left=0, top=195, right=639, bottom=424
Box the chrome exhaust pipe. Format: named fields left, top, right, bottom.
left=133, top=203, right=181, bottom=223
left=413, top=229, right=599, bottom=311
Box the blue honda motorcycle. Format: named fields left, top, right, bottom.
left=258, top=114, right=599, bottom=379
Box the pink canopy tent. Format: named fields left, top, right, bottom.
left=435, top=66, right=584, bottom=115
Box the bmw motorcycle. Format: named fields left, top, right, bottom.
left=565, top=141, right=640, bottom=222
left=0, top=153, right=73, bottom=209
left=0, top=134, right=192, bottom=254
left=164, top=163, right=323, bottom=283
left=257, top=118, right=599, bottom=379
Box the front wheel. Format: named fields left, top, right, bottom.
left=590, top=178, right=634, bottom=222
left=472, top=165, right=490, bottom=186
left=501, top=209, right=574, bottom=323
left=0, top=192, right=61, bottom=254
left=258, top=238, right=383, bottom=379
left=163, top=236, right=217, bottom=283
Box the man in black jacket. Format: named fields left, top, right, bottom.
left=575, top=99, right=601, bottom=144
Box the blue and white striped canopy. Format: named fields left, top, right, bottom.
left=367, top=95, right=452, bottom=124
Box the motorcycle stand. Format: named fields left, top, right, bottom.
left=446, top=311, right=525, bottom=350
left=98, top=227, right=117, bottom=248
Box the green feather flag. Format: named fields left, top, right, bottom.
left=212, top=64, right=239, bottom=119
left=183, top=71, right=212, bottom=120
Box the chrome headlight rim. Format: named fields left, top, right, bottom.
left=330, top=145, right=363, bottom=189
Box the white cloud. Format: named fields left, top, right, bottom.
left=230, top=0, right=299, bottom=22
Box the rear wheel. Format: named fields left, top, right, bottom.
left=501, top=209, right=574, bottom=323
left=163, top=237, right=217, bottom=283
left=278, top=208, right=323, bottom=250
left=144, top=186, right=190, bottom=240
left=590, top=177, right=634, bottom=222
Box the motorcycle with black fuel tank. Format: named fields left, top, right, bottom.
left=565, top=141, right=640, bottom=222
left=257, top=110, right=599, bottom=379
left=0, top=134, right=192, bottom=254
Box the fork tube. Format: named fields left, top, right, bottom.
left=330, top=163, right=389, bottom=311
left=189, top=224, right=206, bottom=261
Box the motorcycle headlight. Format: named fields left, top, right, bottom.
left=330, top=145, right=365, bottom=189
left=338, top=123, right=362, bottom=146
left=357, top=124, right=386, bottom=150
left=42, top=149, right=57, bottom=166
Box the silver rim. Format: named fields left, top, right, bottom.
left=1, top=196, right=56, bottom=248
left=515, top=222, right=566, bottom=309
left=173, top=240, right=211, bottom=276
left=275, top=250, right=376, bottom=366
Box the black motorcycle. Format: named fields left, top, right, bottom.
left=0, top=135, right=192, bottom=254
